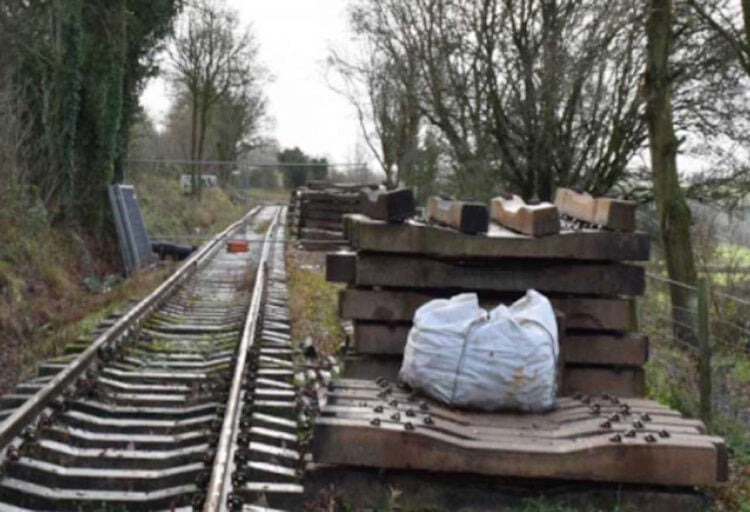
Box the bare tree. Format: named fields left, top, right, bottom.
left=328, top=45, right=421, bottom=188
left=168, top=0, right=264, bottom=196
left=686, top=0, right=750, bottom=76
left=210, top=89, right=268, bottom=184
left=347, top=0, right=649, bottom=201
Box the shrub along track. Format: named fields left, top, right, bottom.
left=0, top=205, right=303, bottom=511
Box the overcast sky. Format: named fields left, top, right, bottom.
left=140, top=0, right=362, bottom=164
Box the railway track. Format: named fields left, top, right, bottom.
left=0, top=205, right=302, bottom=511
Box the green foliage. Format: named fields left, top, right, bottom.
left=400, top=129, right=442, bottom=204
left=286, top=250, right=344, bottom=356
left=115, top=0, right=183, bottom=181
left=6, top=0, right=181, bottom=234
left=131, top=170, right=244, bottom=243
left=278, top=147, right=329, bottom=188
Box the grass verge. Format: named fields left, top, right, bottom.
left=285, top=247, right=344, bottom=356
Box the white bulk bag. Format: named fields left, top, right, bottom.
left=399, top=290, right=558, bottom=412
left=399, top=293, right=486, bottom=404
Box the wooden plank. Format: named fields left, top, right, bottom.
left=300, top=209, right=344, bottom=222
left=562, top=333, right=648, bottom=366
left=326, top=252, right=356, bottom=283
left=360, top=188, right=415, bottom=222
left=353, top=322, right=410, bottom=354
left=300, top=228, right=345, bottom=241
left=351, top=254, right=645, bottom=296
left=346, top=216, right=650, bottom=261
left=562, top=366, right=645, bottom=397
left=490, top=195, right=560, bottom=236
left=426, top=197, right=489, bottom=234
left=321, top=403, right=705, bottom=439
left=302, top=218, right=344, bottom=231
left=297, top=240, right=348, bottom=252
left=300, top=191, right=361, bottom=202
left=554, top=188, right=636, bottom=232
left=352, top=320, right=647, bottom=367
left=328, top=380, right=693, bottom=425
left=312, top=418, right=724, bottom=486
left=301, top=201, right=360, bottom=214
left=342, top=354, right=401, bottom=381
left=339, top=289, right=636, bottom=331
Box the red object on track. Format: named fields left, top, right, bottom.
left=226, top=239, right=249, bottom=253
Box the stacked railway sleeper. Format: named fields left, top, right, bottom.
left=310, top=191, right=728, bottom=510
left=328, top=202, right=651, bottom=396
left=288, top=182, right=372, bottom=252
left=0, top=206, right=299, bottom=511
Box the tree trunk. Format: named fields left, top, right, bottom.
left=196, top=101, right=212, bottom=199
left=190, top=93, right=199, bottom=198
left=645, top=0, right=699, bottom=346
left=743, top=0, right=750, bottom=49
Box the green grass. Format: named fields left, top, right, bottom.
left=714, top=244, right=750, bottom=267
left=131, top=172, right=247, bottom=243
left=644, top=332, right=750, bottom=510
left=285, top=250, right=344, bottom=356
left=254, top=219, right=272, bottom=234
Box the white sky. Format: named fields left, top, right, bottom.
left=140, top=0, right=362, bottom=164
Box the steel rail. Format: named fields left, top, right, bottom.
left=0, top=206, right=262, bottom=454
left=203, top=207, right=282, bottom=512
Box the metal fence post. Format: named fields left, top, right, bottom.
left=697, top=276, right=712, bottom=427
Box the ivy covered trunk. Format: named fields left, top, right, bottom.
left=645, top=0, right=698, bottom=346
left=74, top=0, right=128, bottom=235
left=12, top=0, right=181, bottom=238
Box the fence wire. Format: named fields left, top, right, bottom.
left=643, top=272, right=750, bottom=455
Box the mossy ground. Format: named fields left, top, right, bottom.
left=285, top=246, right=345, bottom=356
left=0, top=174, right=268, bottom=393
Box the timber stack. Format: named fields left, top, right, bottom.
left=309, top=188, right=727, bottom=507
left=288, top=181, right=373, bottom=251
left=328, top=187, right=650, bottom=397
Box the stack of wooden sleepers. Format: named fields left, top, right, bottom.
left=309, top=189, right=727, bottom=505
left=328, top=188, right=649, bottom=397
left=288, top=181, right=371, bottom=251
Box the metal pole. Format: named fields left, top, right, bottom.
left=697, top=276, right=712, bottom=427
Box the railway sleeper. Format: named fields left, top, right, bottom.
left=43, top=425, right=208, bottom=450
left=101, top=367, right=215, bottom=382
left=232, top=482, right=304, bottom=511
left=4, top=457, right=203, bottom=492
left=71, top=399, right=219, bottom=420
left=59, top=410, right=215, bottom=434
left=0, top=476, right=197, bottom=511
left=127, top=349, right=235, bottom=362
left=21, top=438, right=208, bottom=470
